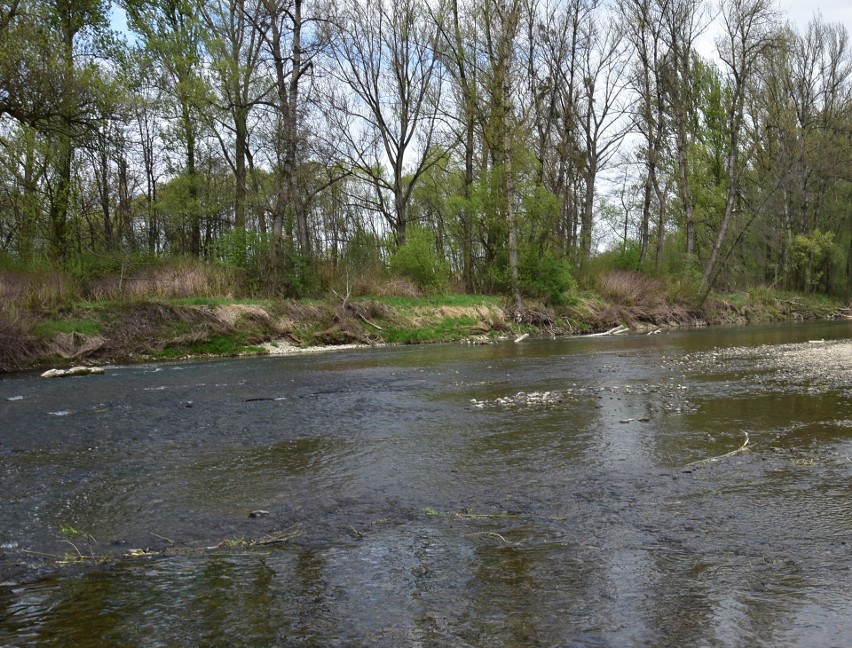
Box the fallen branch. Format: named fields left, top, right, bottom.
left=454, top=512, right=520, bottom=520
left=587, top=324, right=629, bottom=338
left=41, top=366, right=105, bottom=378
left=331, top=286, right=351, bottom=310
left=686, top=432, right=750, bottom=467
left=358, top=312, right=383, bottom=330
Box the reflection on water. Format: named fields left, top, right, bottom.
left=1, top=321, right=851, bottom=646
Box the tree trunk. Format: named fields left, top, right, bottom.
left=49, top=17, right=76, bottom=262
left=580, top=166, right=596, bottom=263
left=674, top=117, right=695, bottom=258
left=462, top=115, right=475, bottom=292
left=288, top=0, right=309, bottom=257
left=118, top=157, right=132, bottom=250
left=504, top=126, right=522, bottom=311
left=639, top=170, right=652, bottom=264
left=234, top=106, right=247, bottom=234
left=183, top=101, right=200, bottom=257
left=49, top=135, right=72, bottom=261
left=18, top=130, right=36, bottom=260
left=100, top=133, right=113, bottom=246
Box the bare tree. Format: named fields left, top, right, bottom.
left=325, top=0, right=445, bottom=246
left=249, top=0, right=324, bottom=265
left=435, top=0, right=479, bottom=292
left=125, top=0, right=208, bottom=256
left=576, top=5, right=630, bottom=262
left=201, top=0, right=265, bottom=239
left=537, top=0, right=593, bottom=256
left=618, top=0, right=669, bottom=266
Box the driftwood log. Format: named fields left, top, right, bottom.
left=586, top=324, right=629, bottom=338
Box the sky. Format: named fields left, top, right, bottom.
left=109, top=0, right=851, bottom=51
left=781, top=0, right=852, bottom=32
left=693, top=0, right=852, bottom=64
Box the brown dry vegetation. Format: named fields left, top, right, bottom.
left=590, top=270, right=697, bottom=329
left=0, top=306, right=43, bottom=371
left=87, top=263, right=241, bottom=301
left=0, top=264, right=846, bottom=373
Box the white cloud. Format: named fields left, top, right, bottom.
left=780, top=0, right=852, bottom=31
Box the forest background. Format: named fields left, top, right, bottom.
left=0, top=0, right=850, bottom=369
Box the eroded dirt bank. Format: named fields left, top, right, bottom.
left=3, top=287, right=848, bottom=373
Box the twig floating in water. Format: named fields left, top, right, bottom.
left=686, top=432, right=750, bottom=467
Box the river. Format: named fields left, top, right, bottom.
left=1, top=320, right=850, bottom=646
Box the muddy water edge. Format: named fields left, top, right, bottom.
left=1, top=320, right=851, bottom=647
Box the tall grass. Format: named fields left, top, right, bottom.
left=0, top=269, right=82, bottom=309
left=0, top=257, right=244, bottom=309
left=0, top=305, right=41, bottom=371
left=596, top=270, right=667, bottom=307
left=86, top=258, right=242, bottom=301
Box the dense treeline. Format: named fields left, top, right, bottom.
left=0, top=0, right=850, bottom=302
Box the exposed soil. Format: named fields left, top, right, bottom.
left=1, top=285, right=847, bottom=373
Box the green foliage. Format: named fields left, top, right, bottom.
left=33, top=318, right=101, bottom=338
left=612, top=240, right=642, bottom=271
left=789, top=230, right=837, bottom=292
left=521, top=185, right=560, bottom=232
left=211, top=229, right=270, bottom=294
left=388, top=226, right=449, bottom=293
left=518, top=242, right=576, bottom=305
left=280, top=249, right=321, bottom=299
left=67, top=253, right=143, bottom=289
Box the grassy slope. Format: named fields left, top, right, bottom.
left=1, top=285, right=847, bottom=373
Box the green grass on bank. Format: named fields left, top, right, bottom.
left=706, top=287, right=844, bottom=322
left=155, top=334, right=267, bottom=359
left=1, top=259, right=848, bottom=373
left=367, top=294, right=504, bottom=309
left=33, top=318, right=102, bottom=338
left=380, top=316, right=482, bottom=344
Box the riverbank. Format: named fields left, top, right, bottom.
left=1, top=274, right=847, bottom=373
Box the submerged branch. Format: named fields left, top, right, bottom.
left=687, top=432, right=751, bottom=467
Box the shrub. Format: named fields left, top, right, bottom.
left=612, top=240, right=643, bottom=271
left=789, top=230, right=837, bottom=293
left=388, top=226, right=449, bottom=293
left=519, top=243, right=577, bottom=304
left=596, top=269, right=666, bottom=307
left=211, top=229, right=272, bottom=293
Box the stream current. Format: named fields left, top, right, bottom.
left=1, top=321, right=850, bottom=646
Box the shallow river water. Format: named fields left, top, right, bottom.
left=1, top=321, right=851, bottom=647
